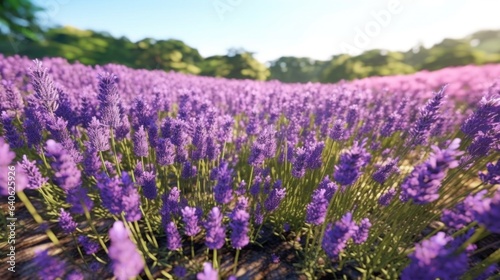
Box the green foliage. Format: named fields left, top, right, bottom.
left=200, top=49, right=270, bottom=80
left=0, top=24, right=499, bottom=82
left=0, top=0, right=43, bottom=40
left=269, top=57, right=325, bottom=83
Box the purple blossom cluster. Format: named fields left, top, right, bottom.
left=400, top=139, right=463, bottom=204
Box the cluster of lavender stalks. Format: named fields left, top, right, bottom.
left=0, top=54, right=499, bottom=279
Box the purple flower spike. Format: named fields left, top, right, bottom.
left=213, top=162, right=234, bottom=205
left=166, top=221, right=182, bottom=250
left=441, top=190, right=486, bottom=230
left=407, top=85, right=447, bottom=146
left=30, top=60, right=60, bottom=115
left=59, top=208, right=77, bottom=234
left=321, top=212, right=358, bottom=260
left=401, top=232, right=468, bottom=280
left=372, top=158, right=399, bottom=185
left=334, top=141, right=371, bottom=187
left=197, top=262, right=218, bottom=280
left=306, top=188, right=329, bottom=226
left=45, top=139, right=81, bottom=192
left=204, top=207, right=226, bottom=250
left=173, top=266, right=187, bottom=278
left=264, top=180, right=286, bottom=212
left=87, top=117, right=110, bottom=152
left=33, top=249, right=66, bottom=280
left=97, top=72, right=122, bottom=129
left=141, top=171, right=157, bottom=200
left=78, top=235, right=100, bottom=255
left=108, top=221, right=144, bottom=280
left=181, top=206, right=201, bottom=237
left=378, top=188, right=396, bottom=207
left=479, top=160, right=500, bottom=185
left=353, top=218, right=372, bottom=244
left=400, top=138, right=463, bottom=204
left=20, top=155, right=47, bottom=189
left=474, top=189, right=500, bottom=233
left=156, top=138, right=175, bottom=166
left=230, top=209, right=250, bottom=249
left=133, top=125, right=149, bottom=157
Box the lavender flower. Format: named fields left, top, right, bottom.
left=353, top=218, right=371, bottom=244
left=229, top=209, right=250, bottom=249
left=181, top=161, right=197, bottom=178
left=173, top=266, right=187, bottom=278
left=461, top=95, right=500, bottom=137
left=467, top=131, right=495, bottom=158
left=479, top=160, right=500, bottom=185
left=166, top=221, right=182, bottom=250
left=329, top=119, right=348, bottom=141
left=264, top=180, right=286, bottom=212
left=19, top=155, right=47, bottom=189
left=33, top=249, right=66, bottom=280
left=1, top=111, right=24, bottom=148
left=204, top=207, right=226, bottom=250
left=156, top=138, right=175, bottom=166
left=133, top=125, right=149, bottom=157
left=121, top=173, right=142, bottom=222
left=334, top=141, right=371, bottom=186
left=161, top=187, right=181, bottom=225
left=78, top=235, right=100, bottom=255
left=401, top=232, right=468, bottom=280
left=30, top=60, right=59, bottom=115
left=441, top=190, right=486, bottom=230
left=372, top=158, right=399, bottom=185
left=234, top=196, right=249, bottom=211
left=474, top=189, right=500, bottom=233
left=1, top=80, right=24, bottom=113
left=87, top=117, right=110, bottom=152
left=97, top=172, right=141, bottom=221
left=400, top=138, right=463, bottom=204
left=254, top=203, right=264, bottom=225
left=305, top=188, right=328, bottom=225
left=345, top=105, right=358, bottom=128
left=141, top=170, right=157, bottom=199
left=97, top=72, right=122, bottom=128
left=181, top=206, right=201, bottom=237
left=197, top=262, right=218, bottom=280
left=66, top=186, right=94, bottom=214
left=235, top=180, right=247, bottom=196
left=45, top=140, right=81, bottom=192
left=108, top=221, right=144, bottom=280
left=291, top=147, right=307, bottom=178
left=378, top=188, right=396, bottom=206
left=380, top=112, right=400, bottom=137
left=59, top=208, right=77, bottom=234
left=318, top=176, right=338, bottom=201
left=213, top=162, right=234, bottom=205
left=407, top=86, right=447, bottom=146
left=97, top=173, right=124, bottom=215
left=322, top=212, right=358, bottom=260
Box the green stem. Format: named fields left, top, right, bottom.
left=233, top=249, right=240, bottom=275
left=213, top=249, right=218, bottom=269
left=17, top=191, right=60, bottom=246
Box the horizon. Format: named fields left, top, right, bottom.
left=33, top=0, right=500, bottom=63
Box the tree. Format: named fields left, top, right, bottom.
left=0, top=0, right=43, bottom=40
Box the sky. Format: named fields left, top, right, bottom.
left=34, top=0, right=500, bottom=62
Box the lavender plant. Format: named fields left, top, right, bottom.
left=0, top=55, right=499, bottom=279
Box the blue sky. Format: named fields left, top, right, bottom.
left=34, top=0, right=500, bottom=62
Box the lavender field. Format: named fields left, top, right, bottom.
left=1, top=54, right=500, bottom=279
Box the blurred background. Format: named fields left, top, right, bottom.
left=1, top=0, right=500, bottom=83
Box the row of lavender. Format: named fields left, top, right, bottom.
left=0, top=53, right=499, bottom=279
